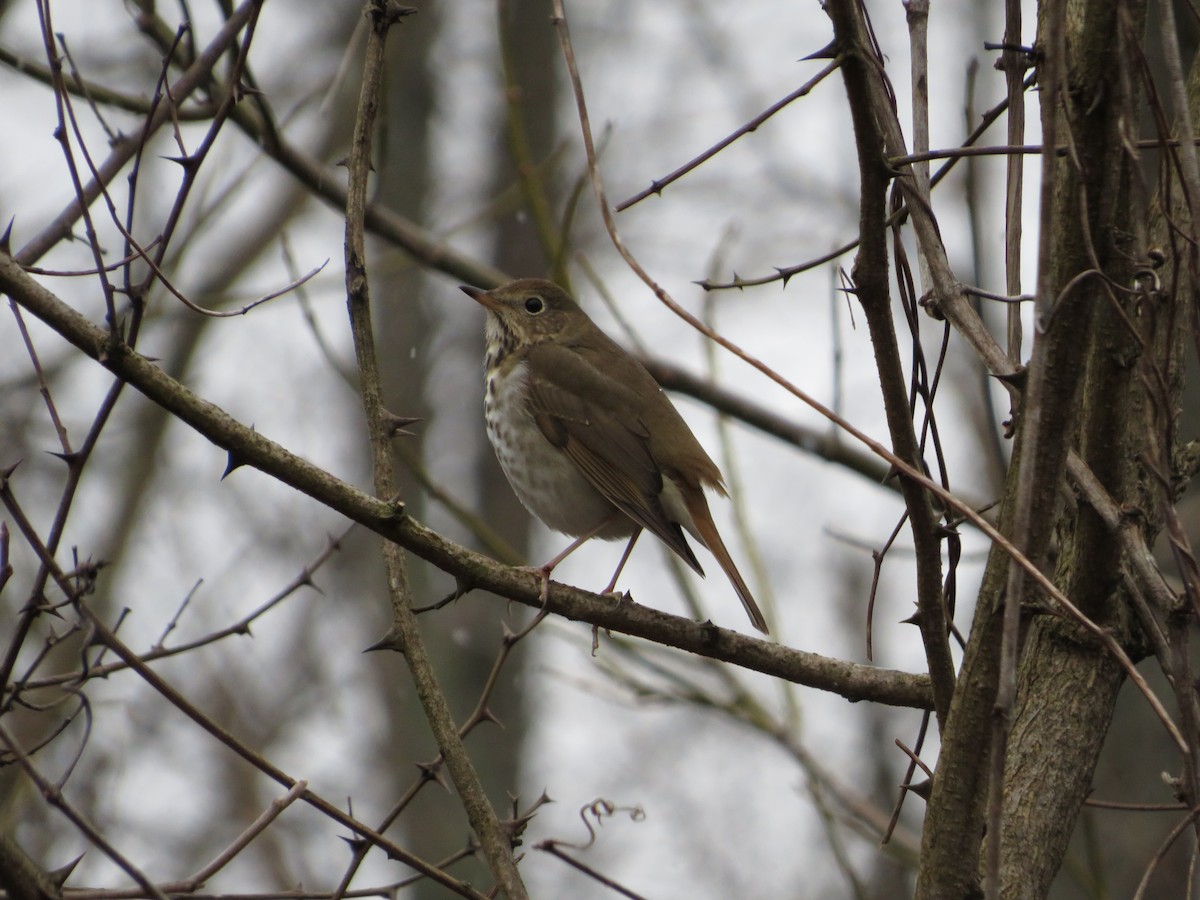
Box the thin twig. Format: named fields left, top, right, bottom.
left=615, top=55, right=843, bottom=211
left=15, top=1, right=263, bottom=268
left=182, top=782, right=308, bottom=887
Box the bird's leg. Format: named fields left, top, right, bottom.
left=535, top=534, right=588, bottom=607
left=592, top=527, right=643, bottom=655
left=535, top=512, right=620, bottom=607
left=602, top=528, right=642, bottom=596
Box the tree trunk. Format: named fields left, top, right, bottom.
left=918, top=0, right=1162, bottom=895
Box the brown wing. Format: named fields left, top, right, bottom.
left=525, top=342, right=704, bottom=575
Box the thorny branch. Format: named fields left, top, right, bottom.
left=6, top=1, right=1200, bottom=897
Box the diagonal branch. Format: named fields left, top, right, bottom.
left=0, top=251, right=932, bottom=710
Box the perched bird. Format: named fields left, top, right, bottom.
left=461, top=278, right=768, bottom=634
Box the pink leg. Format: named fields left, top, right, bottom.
left=601, top=528, right=642, bottom=595
left=591, top=528, right=643, bottom=655
left=536, top=512, right=620, bottom=605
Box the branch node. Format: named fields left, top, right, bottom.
left=416, top=760, right=449, bottom=792
left=368, top=1, right=418, bottom=30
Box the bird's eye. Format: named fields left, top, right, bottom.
left=524, top=296, right=545, bottom=314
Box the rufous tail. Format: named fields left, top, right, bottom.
left=683, top=492, right=769, bottom=635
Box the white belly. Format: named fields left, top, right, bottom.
left=485, top=361, right=629, bottom=538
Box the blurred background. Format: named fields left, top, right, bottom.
left=2, top=1, right=1182, bottom=897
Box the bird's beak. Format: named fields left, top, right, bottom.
left=460, top=285, right=501, bottom=312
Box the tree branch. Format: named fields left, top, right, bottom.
left=0, top=251, right=933, bottom=710
left=825, top=0, right=953, bottom=729
left=340, top=7, right=526, bottom=898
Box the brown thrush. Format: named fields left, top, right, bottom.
left=461, top=278, right=769, bottom=635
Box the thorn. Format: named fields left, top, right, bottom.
left=982, top=40, right=1035, bottom=55
left=382, top=410, right=422, bottom=437
left=49, top=853, right=85, bottom=886
left=802, top=39, right=839, bottom=61
left=162, top=153, right=200, bottom=172
left=902, top=778, right=933, bottom=801
left=899, top=610, right=922, bottom=626
left=1, top=459, right=22, bottom=483
left=991, top=366, right=1028, bottom=391
left=37, top=599, right=66, bottom=621
left=363, top=630, right=403, bottom=653
left=378, top=2, right=420, bottom=24
left=0, top=218, right=13, bottom=254
left=222, top=450, right=248, bottom=479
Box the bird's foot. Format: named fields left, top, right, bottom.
left=509, top=565, right=555, bottom=611
left=590, top=589, right=629, bottom=655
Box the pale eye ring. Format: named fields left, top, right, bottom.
left=524, top=296, right=545, bottom=314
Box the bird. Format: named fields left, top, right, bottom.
left=460, top=278, right=768, bottom=634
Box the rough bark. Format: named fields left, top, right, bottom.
left=918, top=0, right=1154, bottom=896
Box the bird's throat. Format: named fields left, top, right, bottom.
left=483, top=313, right=519, bottom=374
